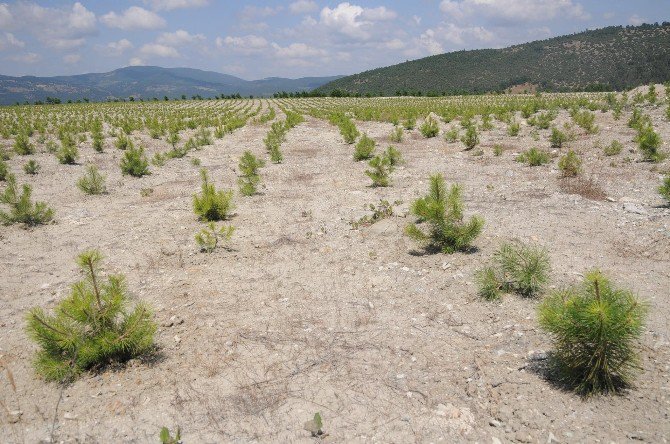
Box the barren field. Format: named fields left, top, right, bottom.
left=1, top=94, right=669, bottom=443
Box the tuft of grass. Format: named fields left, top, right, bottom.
left=405, top=174, right=483, bottom=254
left=25, top=249, right=156, bottom=382
left=538, top=271, right=647, bottom=396
left=476, top=242, right=550, bottom=300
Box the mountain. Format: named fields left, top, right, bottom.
left=317, top=23, right=670, bottom=96
left=0, top=66, right=343, bottom=105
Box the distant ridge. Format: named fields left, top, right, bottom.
left=0, top=66, right=343, bottom=105
left=317, top=23, right=670, bottom=96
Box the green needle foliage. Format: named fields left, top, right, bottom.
left=159, top=426, right=182, bottom=444
left=507, top=121, right=520, bottom=136
left=405, top=174, right=483, bottom=254
left=516, top=147, right=550, bottom=166
left=25, top=249, right=157, bottom=382
left=461, top=125, right=479, bottom=150
left=77, top=165, right=107, bottom=195
left=538, top=271, right=647, bottom=396
left=14, top=132, right=34, bottom=155
left=23, top=159, right=40, bottom=175
left=193, top=169, right=234, bottom=221
left=558, top=150, right=582, bottom=177
left=419, top=115, right=439, bottom=138
left=238, top=151, right=265, bottom=196
left=603, top=140, right=622, bottom=156
left=0, top=174, right=54, bottom=226
left=365, top=154, right=393, bottom=187
left=659, top=175, right=670, bottom=204
left=636, top=126, right=664, bottom=162
left=120, top=145, right=150, bottom=177
left=476, top=242, right=550, bottom=300
left=550, top=127, right=568, bottom=148
left=354, top=134, right=375, bottom=161
left=389, top=126, right=403, bottom=143
left=0, top=159, right=8, bottom=181
left=444, top=127, right=459, bottom=142
left=56, top=135, right=79, bottom=165
left=195, top=222, right=235, bottom=253
left=385, top=145, right=403, bottom=166
left=114, top=133, right=132, bottom=150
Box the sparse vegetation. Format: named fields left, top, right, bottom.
left=238, top=151, right=265, bottom=196
left=25, top=249, right=156, bottom=382
left=354, top=134, right=376, bottom=161
left=14, top=133, right=34, bottom=155
left=390, top=126, right=403, bottom=142
left=604, top=140, right=623, bottom=156
left=77, top=165, right=107, bottom=195
left=350, top=199, right=399, bottom=229
left=516, top=147, right=550, bottom=166
left=558, top=150, right=582, bottom=177
left=461, top=125, right=479, bottom=150
left=659, top=175, right=670, bottom=204
left=365, top=153, right=393, bottom=187
left=193, top=169, right=234, bottom=221
left=538, top=271, right=647, bottom=396
left=419, top=115, right=439, bottom=138
left=0, top=174, right=54, bottom=226
left=195, top=222, right=234, bottom=253
left=120, top=145, right=150, bottom=177
left=23, top=159, right=40, bottom=175
left=405, top=174, right=483, bottom=254
left=550, top=127, right=568, bottom=148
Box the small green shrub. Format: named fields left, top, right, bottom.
left=480, top=114, right=493, bottom=131
left=152, top=152, right=166, bottom=166
left=190, top=158, right=201, bottom=167
left=120, top=146, right=150, bottom=177
left=550, top=127, right=567, bottom=148
left=0, top=174, right=54, bottom=226
left=238, top=151, right=265, bottom=196
left=572, top=109, right=599, bottom=134
left=538, top=271, right=647, bottom=396
left=195, top=222, right=234, bottom=253
left=390, top=126, right=403, bottom=143
left=193, top=169, right=234, bottom=221
left=558, top=150, right=582, bottom=177
left=350, top=199, right=399, bottom=229
left=354, top=134, right=375, bottom=161
left=403, top=117, right=416, bottom=130
left=114, top=133, right=132, bottom=150
left=659, top=175, right=670, bottom=204
left=335, top=115, right=359, bottom=144
left=365, top=154, right=393, bottom=187
left=476, top=242, right=550, bottom=300
left=405, top=174, right=483, bottom=254
left=56, top=137, right=79, bottom=165
left=77, top=165, right=107, bottom=195
left=493, top=144, right=503, bottom=156
left=461, top=126, right=479, bottom=150
left=160, top=426, right=182, bottom=444
left=14, top=133, right=34, bottom=155
left=516, top=147, right=550, bottom=166
left=0, top=159, right=8, bottom=181
left=419, top=116, right=439, bottom=138
left=637, top=126, right=664, bottom=162
left=604, top=140, right=623, bottom=156
left=444, top=127, right=459, bottom=142
left=25, top=249, right=156, bottom=382
left=385, top=146, right=403, bottom=166
left=92, top=134, right=104, bottom=153
left=507, top=121, right=520, bottom=136
left=23, top=160, right=40, bottom=175
left=285, top=110, right=304, bottom=128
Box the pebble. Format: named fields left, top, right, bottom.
left=174, top=335, right=181, bottom=344
left=489, top=419, right=503, bottom=428
left=623, top=203, right=648, bottom=215
left=8, top=410, right=22, bottom=423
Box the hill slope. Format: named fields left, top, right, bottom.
left=318, top=23, right=670, bottom=95
left=0, top=66, right=342, bottom=104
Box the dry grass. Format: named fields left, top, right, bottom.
left=559, top=176, right=607, bottom=201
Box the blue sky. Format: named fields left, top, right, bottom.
left=0, top=1, right=667, bottom=79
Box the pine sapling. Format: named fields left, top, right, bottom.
left=77, top=165, right=107, bottom=195
left=558, top=150, right=582, bottom=177
left=25, top=249, right=157, bottom=382
left=0, top=158, right=8, bottom=181
left=56, top=135, right=79, bottom=165
left=193, top=169, right=234, bottom=221
left=365, top=154, right=393, bottom=187
left=384, top=146, right=403, bottom=166
left=120, top=145, right=150, bottom=177
left=14, top=133, right=34, bottom=155
left=389, top=126, right=403, bottom=143
left=516, top=147, right=550, bottom=166
left=461, top=125, right=479, bottom=150
left=23, top=159, right=40, bottom=175
left=0, top=174, right=54, bottom=226
left=419, top=116, right=439, bottom=138
left=405, top=174, right=484, bottom=254
left=354, top=134, right=375, bottom=161
left=538, top=271, right=647, bottom=396
left=195, top=222, right=235, bottom=253
left=238, top=151, right=265, bottom=196
left=550, top=127, right=567, bottom=148
left=659, top=175, right=670, bottom=205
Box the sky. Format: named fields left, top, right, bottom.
left=0, top=0, right=667, bottom=80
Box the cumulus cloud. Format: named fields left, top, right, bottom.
left=419, top=23, right=495, bottom=54
left=128, top=57, right=144, bottom=66
left=144, top=0, right=209, bottom=11
left=439, top=0, right=590, bottom=24
left=271, top=42, right=327, bottom=59
left=157, top=29, right=205, bottom=46
left=106, top=39, right=134, bottom=56
left=6, top=2, right=96, bottom=49
left=240, top=5, right=282, bottom=20
left=140, top=43, right=180, bottom=58
left=0, top=4, right=12, bottom=29
left=0, top=32, right=24, bottom=51
left=289, top=0, right=318, bottom=15
left=9, top=52, right=40, bottom=63
left=628, top=14, right=647, bottom=26
left=216, top=34, right=269, bottom=54
left=101, top=6, right=166, bottom=30
left=319, top=2, right=398, bottom=41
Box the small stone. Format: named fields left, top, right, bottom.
left=174, top=335, right=181, bottom=344
left=623, top=203, right=648, bottom=215
left=8, top=410, right=22, bottom=423
left=489, top=419, right=502, bottom=428
left=63, top=412, right=78, bottom=420
left=547, top=432, right=560, bottom=443
left=492, top=437, right=502, bottom=444
left=435, top=403, right=460, bottom=419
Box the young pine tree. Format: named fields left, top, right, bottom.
left=558, top=150, right=582, bottom=177
left=25, top=249, right=157, bottom=382
left=538, top=271, right=646, bottom=396
left=659, top=175, right=670, bottom=205
left=365, top=154, right=393, bottom=187
left=195, top=222, right=235, bottom=253
left=354, top=134, right=375, bottom=161
left=77, top=165, right=107, bottom=195
left=238, top=151, right=265, bottom=196
left=0, top=174, right=54, bottom=226
left=14, top=132, right=34, bottom=155
left=120, top=146, right=150, bottom=177
left=405, top=174, right=484, bottom=254
left=193, top=169, right=234, bottom=221
left=461, top=125, right=479, bottom=150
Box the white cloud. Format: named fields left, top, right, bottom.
left=628, top=14, right=647, bottom=26
left=144, top=0, right=209, bottom=11
left=419, top=23, right=495, bottom=54
left=140, top=43, right=180, bottom=58
left=0, top=32, right=24, bottom=50
left=216, top=35, right=269, bottom=54
left=271, top=42, right=327, bottom=59
left=289, top=0, right=318, bottom=15
left=157, top=29, right=205, bottom=46
left=63, top=54, right=81, bottom=64
left=101, top=6, right=166, bottom=30
left=129, top=57, right=144, bottom=66
left=319, top=2, right=398, bottom=41
left=240, top=6, right=282, bottom=20
left=9, top=52, right=40, bottom=63
left=7, top=2, right=96, bottom=49
left=0, top=4, right=12, bottom=29
left=439, top=0, right=590, bottom=24
left=107, top=39, right=134, bottom=56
